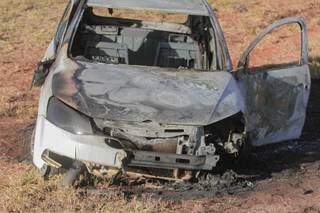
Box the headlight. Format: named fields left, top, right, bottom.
left=47, top=97, right=93, bottom=135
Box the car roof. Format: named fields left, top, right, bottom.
left=86, top=0, right=210, bottom=16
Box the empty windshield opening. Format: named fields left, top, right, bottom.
left=70, top=6, right=220, bottom=71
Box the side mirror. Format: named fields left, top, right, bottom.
left=31, top=60, right=54, bottom=88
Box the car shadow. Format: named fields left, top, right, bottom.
left=219, top=57, right=320, bottom=180
left=214, top=76, right=320, bottom=181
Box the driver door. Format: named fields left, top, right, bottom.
left=235, top=17, right=311, bottom=146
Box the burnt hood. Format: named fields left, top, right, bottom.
left=52, top=61, right=244, bottom=126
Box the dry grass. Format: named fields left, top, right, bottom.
left=0, top=88, right=37, bottom=119
left=0, top=165, right=172, bottom=212
left=0, top=0, right=66, bottom=54
left=0, top=0, right=67, bottom=123
left=0, top=0, right=320, bottom=212
left=310, top=57, right=320, bottom=79
left=210, top=0, right=320, bottom=69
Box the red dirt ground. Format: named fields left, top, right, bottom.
left=1, top=0, right=320, bottom=212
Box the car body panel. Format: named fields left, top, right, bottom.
left=236, top=17, right=311, bottom=146
left=33, top=115, right=126, bottom=170
left=238, top=65, right=310, bottom=146
left=31, top=1, right=311, bottom=174
left=52, top=61, right=244, bottom=126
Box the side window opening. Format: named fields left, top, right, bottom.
left=54, top=2, right=72, bottom=46
left=70, top=7, right=220, bottom=71
left=246, top=24, right=302, bottom=72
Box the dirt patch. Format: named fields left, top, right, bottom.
left=1, top=0, right=320, bottom=212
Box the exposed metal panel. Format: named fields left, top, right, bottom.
left=236, top=17, right=310, bottom=146
left=238, top=65, right=311, bottom=146
left=87, top=0, right=210, bottom=16
left=52, top=62, right=244, bottom=126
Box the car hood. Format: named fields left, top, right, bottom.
left=52, top=60, right=244, bottom=126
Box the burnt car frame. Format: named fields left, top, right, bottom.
left=31, top=0, right=311, bottom=179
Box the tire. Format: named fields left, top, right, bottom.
left=30, top=129, right=35, bottom=160
left=30, top=128, right=53, bottom=178
left=61, top=161, right=87, bottom=187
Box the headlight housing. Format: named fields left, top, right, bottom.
left=47, top=97, right=93, bottom=135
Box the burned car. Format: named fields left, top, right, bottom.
left=31, top=0, right=311, bottom=181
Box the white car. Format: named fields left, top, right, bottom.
left=31, top=0, right=311, bottom=181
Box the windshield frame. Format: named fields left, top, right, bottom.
left=86, top=0, right=210, bottom=16
left=65, top=3, right=231, bottom=72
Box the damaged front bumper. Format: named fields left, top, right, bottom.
left=33, top=115, right=220, bottom=172
left=128, top=150, right=219, bottom=170
left=33, top=115, right=126, bottom=170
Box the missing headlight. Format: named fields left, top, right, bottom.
left=47, top=97, right=93, bottom=135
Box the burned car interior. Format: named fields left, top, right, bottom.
left=70, top=7, right=219, bottom=70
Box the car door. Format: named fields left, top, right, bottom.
left=235, top=17, right=311, bottom=147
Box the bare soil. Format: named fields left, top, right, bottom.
left=1, top=0, right=320, bottom=212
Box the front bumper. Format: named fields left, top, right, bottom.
left=33, top=116, right=220, bottom=172
left=33, top=115, right=126, bottom=170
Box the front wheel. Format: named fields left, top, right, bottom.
left=30, top=128, right=53, bottom=178
left=30, top=129, right=35, bottom=160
